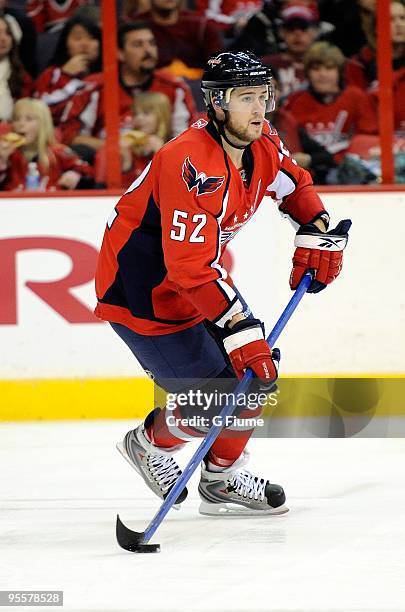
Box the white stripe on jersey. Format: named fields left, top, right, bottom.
left=215, top=298, right=243, bottom=328
left=41, top=78, right=85, bottom=106
left=124, top=161, right=152, bottom=195
left=211, top=190, right=229, bottom=281
left=266, top=170, right=295, bottom=201
left=78, top=90, right=100, bottom=135
left=206, top=0, right=235, bottom=23
left=172, top=86, right=190, bottom=137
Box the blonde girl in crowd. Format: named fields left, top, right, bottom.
left=120, top=91, right=171, bottom=185
left=0, top=98, right=93, bottom=191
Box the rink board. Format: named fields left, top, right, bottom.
left=1, top=191, right=405, bottom=419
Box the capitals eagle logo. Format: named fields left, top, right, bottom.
left=182, top=157, right=225, bottom=196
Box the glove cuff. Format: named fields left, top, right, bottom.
left=294, top=232, right=348, bottom=251
left=223, top=325, right=264, bottom=354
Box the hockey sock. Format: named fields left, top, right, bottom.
left=208, top=404, right=263, bottom=467
left=145, top=407, right=185, bottom=448
left=145, top=405, right=208, bottom=448
left=208, top=434, right=251, bottom=468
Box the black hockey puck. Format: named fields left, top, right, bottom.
left=133, top=543, right=161, bottom=553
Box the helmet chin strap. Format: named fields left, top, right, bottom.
left=214, top=112, right=250, bottom=150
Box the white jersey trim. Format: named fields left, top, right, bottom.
left=124, top=161, right=152, bottom=195
left=215, top=299, right=243, bottom=329
left=266, top=169, right=295, bottom=202
left=40, top=78, right=85, bottom=106
left=211, top=190, right=229, bottom=281
left=172, top=86, right=190, bottom=136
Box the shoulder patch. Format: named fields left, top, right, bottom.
left=182, top=156, right=224, bottom=196
left=192, top=118, right=208, bottom=129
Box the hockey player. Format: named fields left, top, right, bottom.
left=95, top=51, right=351, bottom=516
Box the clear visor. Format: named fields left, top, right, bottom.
left=207, top=84, right=275, bottom=113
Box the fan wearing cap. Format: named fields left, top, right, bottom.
left=95, top=51, right=351, bottom=516
left=262, top=2, right=320, bottom=100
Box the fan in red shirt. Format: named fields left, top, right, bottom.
left=392, top=67, right=405, bottom=136
left=34, top=15, right=102, bottom=126
left=0, top=98, right=93, bottom=191
left=128, top=0, right=223, bottom=77
left=268, top=63, right=336, bottom=184
left=285, top=41, right=378, bottom=161
left=262, top=2, right=320, bottom=100
left=345, top=0, right=405, bottom=91
left=369, top=66, right=405, bottom=150
left=26, top=0, right=88, bottom=33
left=95, top=51, right=351, bottom=517
left=59, top=23, right=196, bottom=161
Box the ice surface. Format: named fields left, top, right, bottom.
left=1, top=421, right=404, bottom=612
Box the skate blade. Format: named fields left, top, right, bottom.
left=198, top=500, right=289, bottom=517
left=116, top=441, right=141, bottom=475
left=116, top=442, right=181, bottom=511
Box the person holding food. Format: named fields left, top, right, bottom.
left=34, top=15, right=102, bottom=126
left=119, top=91, right=172, bottom=186
left=0, top=97, right=93, bottom=191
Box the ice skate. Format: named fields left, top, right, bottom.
left=198, top=451, right=288, bottom=516
left=117, top=425, right=188, bottom=505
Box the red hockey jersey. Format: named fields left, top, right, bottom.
left=95, top=119, right=327, bottom=335
left=59, top=71, right=196, bottom=144
left=284, top=86, right=378, bottom=160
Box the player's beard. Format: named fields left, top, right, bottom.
left=224, top=114, right=263, bottom=145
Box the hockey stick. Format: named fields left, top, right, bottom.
left=116, top=270, right=314, bottom=552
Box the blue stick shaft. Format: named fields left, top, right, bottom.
left=143, top=272, right=313, bottom=542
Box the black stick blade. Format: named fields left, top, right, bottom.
left=116, top=515, right=160, bottom=553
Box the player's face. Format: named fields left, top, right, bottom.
left=133, top=108, right=159, bottom=135
left=66, top=25, right=99, bottom=62
left=12, top=110, right=40, bottom=146
left=0, top=18, right=13, bottom=60
left=120, top=29, right=158, bottom=75
left=224, top=86, right=268, bottom=144
left=308, top=63, right=340, bottom=94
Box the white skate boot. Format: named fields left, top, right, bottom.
left=198, top=451, right=288, bottom=516
left=117, top=423, right=188, bottom=505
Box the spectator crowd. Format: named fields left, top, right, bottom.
left=0, top=0, right=404, bottom=191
